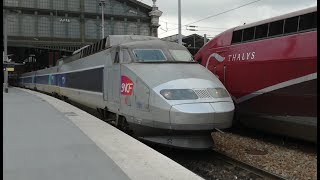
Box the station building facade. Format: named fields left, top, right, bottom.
left=3, top=0, right=160, bottom=68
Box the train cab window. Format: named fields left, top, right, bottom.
left=268, top=20, right=284, bottom=36
left=255, top=23, right=268, bottom=39
left=284, top=16, right=299, bottom=34
left=169, top=50, right=193, bottom=61
left=133, top=49, right=166, bottom=62
left=299, top=12, right=317, bottom=31
left=231, top=30, right=243, bottom=43
left=243, top=27, right=255, bottom=41
left=121, top=49, right=132, bottom=63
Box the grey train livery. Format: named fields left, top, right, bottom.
left=19, top=35, right=234, bottom=149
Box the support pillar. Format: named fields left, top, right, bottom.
left=149, top=0, right=162, bottom=37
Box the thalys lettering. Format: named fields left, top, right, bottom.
left=121, top=75, right=134, bottom=95
left=227, top=52, right=255, bottom=61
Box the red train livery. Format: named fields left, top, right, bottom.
left=195, top=6, right=317, bottom=142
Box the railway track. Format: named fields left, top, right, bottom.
left=41, top=90, right=314, bottom=179
left=152, top=146, right=285, bottom=180
left=56, top=95, right=291, bottom=179
left=211, top=150, right=285, bottom=180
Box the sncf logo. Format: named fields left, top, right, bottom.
left=121, top=76, right=134, bottom=96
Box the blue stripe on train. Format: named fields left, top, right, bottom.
left=20, top=67, right=103, bottom=92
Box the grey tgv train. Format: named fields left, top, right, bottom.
left=19, top=35, right=234, bottom=149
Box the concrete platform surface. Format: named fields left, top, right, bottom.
left=3, top=87, right=203, bottom=180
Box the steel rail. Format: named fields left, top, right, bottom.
left=212, top=150, right=286, bottom=180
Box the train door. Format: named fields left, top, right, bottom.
left=112, top=49, right=121, bottom=105
left=103, top=53, right=111, bottom=101
left=105, top=47, right=121, bottom=111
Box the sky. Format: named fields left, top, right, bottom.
left=138, top=0, right=317, bottom=39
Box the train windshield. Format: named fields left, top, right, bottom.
left=133, top=49, right=167, bottom=62
left=169, top=50, right=193, bottom=61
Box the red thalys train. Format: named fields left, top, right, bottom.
left=195, top=6, right=317, bottom=142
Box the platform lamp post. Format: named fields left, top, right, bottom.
left=178, top=0, right=182, bottom=45
left=99, top=0, right=106, bottom=39
left=3, top=10, right=9, bottom=93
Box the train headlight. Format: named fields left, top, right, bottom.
left=160, top=89, right=198, bottom=100
left=208, top=88, right=230, bottom=98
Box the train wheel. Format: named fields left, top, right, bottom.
left=62, top=96, right=69, bottom=103
left=118, top=116, right=133, bottom=135
left=97, top=108, right=105, bottom=120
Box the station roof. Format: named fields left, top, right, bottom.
left=127, top=0, right=153, bottom=10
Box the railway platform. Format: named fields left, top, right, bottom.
left=3, top=87, right=203, bottom=180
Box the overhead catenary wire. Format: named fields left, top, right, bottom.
left=159, top=20, right=228, bottom=29
left=186, top=0, right=262, bottom=25
left=159, top=0, right=263, bottom=35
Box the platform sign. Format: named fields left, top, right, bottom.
left=6, top=67, right=14, bottom=71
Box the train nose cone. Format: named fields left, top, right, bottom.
left=170, top=102, right=234, bottom=130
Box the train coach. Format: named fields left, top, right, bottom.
left=19, top=35, right=235, bottom=149
left=195, top=7, right=317, bottom=142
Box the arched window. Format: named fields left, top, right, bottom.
left=38, top=16, right=51, bottom=37
left=68, top=0, right=80, bottom=11
left=102, top=20, right=111, bottom=38
left=38, top=0, right=50, bottom=9
left=7, top=14, right=19, bottom=36
left=53, top=19, right=66, bottom=38
left=21, top=15, right=35, bottom=37
left=114, top=21, right=125, bottom=35
left=85, top=19, right=98, bottom=39
left=127, top=22, right=138, bottom=35
left=140, top=23, right=150, bottom=36
left=84, top=0, right=97, bottom=13
left=5, top=0, right=18, bottom=6
left=52, top=0, right=65, bottom=10
left=69, top=18, right=80, bottom=38
left=21, top=0, right=34, bottom=8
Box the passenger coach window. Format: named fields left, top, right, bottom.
left=243, top=27, right=254, bottom=41
left=299, top=12, right=317, bottom=31
left=231, top=30, right=242, bottom=43
left=268, top=20, right=284, bottom=36
left=255, top=23, right=268, bottom=39
left=284, top=16, right=299, bottom=34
